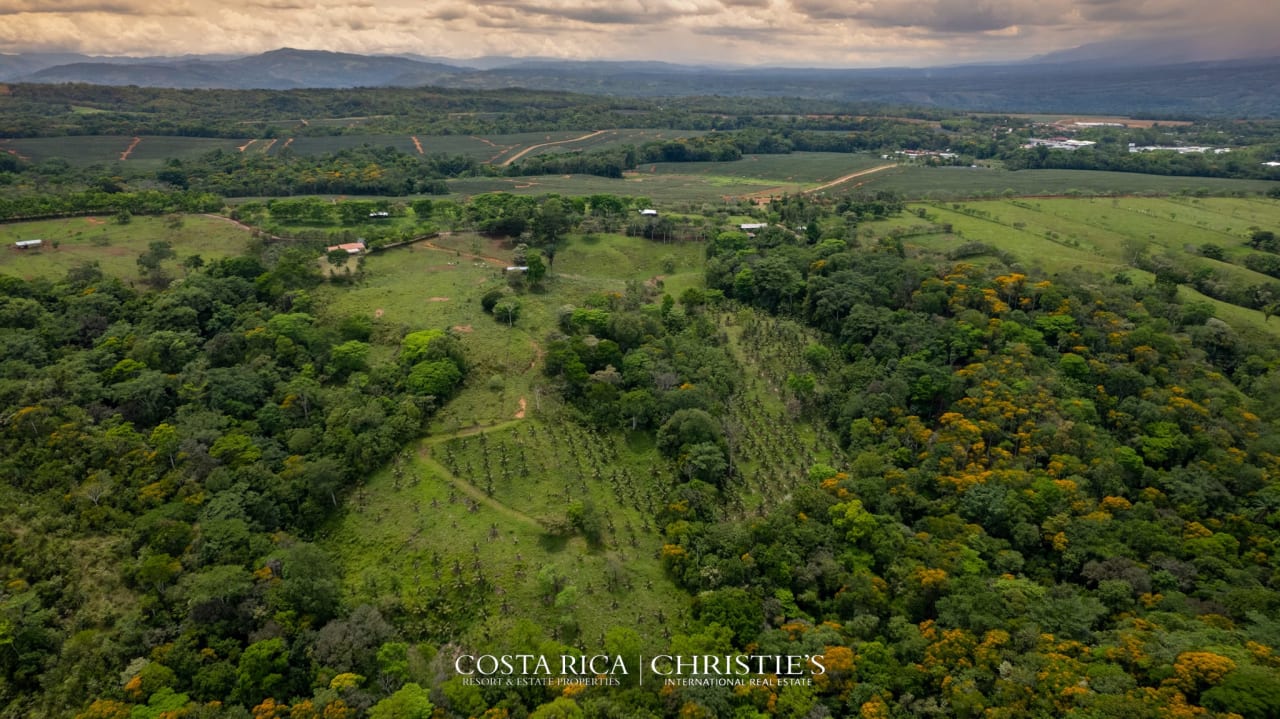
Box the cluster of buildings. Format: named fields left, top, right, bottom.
left=891, top=149, right=959, bottom=160
left=1127, top=144, right=1230, bottom=154
left=1023, top=138, right=1097, bottom=151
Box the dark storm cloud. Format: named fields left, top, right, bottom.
left=0, top=0, right=1276, bottom=67
left=0, top=0, right=152, bottom=14
left=789, top=0, right=1069, bottom=32
left=471, top=0, right=727, bottom=27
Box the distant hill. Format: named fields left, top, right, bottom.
left=7, top=47, right=1280, bottom=116
left=17, top=48, right=463, bottom=89
left=1029, top=36, right=1280, bottom=66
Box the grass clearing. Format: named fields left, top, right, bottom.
left=319, top=228, right=719, bottom=650
left=853, top=166, right=1280, bottom=199
left=904, top=197, right=1280, bottom=338
left=0, top=214, right=253, bottom=282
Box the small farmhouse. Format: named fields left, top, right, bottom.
left=13, top=239, right=42, bottom=250
left=368, top=210, right=391, bottom=218
left=739, top=223, right=768, bottom=231
left=639, top=209, right=658, bottom=216
left=325, top=239, right=366, bottom=255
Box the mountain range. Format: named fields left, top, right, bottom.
left=3, top=47, right=1279, bottom=116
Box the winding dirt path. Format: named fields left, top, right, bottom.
left=261, top=138, right=278, bottom=153
left=237, top=139, right=257, bottom=152
left=411, top=136, right=424, bottom=155
left=119, top=136, right=141, bottom=160
left=499, top=130, right=607, bottom=167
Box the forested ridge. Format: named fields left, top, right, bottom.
left=3, top=187, right=1280, bottom=718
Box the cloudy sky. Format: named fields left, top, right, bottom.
left=0, top=0, right=1276, bottom=66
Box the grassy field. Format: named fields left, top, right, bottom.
left=901, top=197, right=1280, bottom=337
left=319, top=229, right=713, bottom=649
left=852, top=165, right=1280, bottom=199
left=0, top=214, right=253, bottom=282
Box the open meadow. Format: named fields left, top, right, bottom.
left=317, top=229, right=711, bottom=647
left=852, top=165, right=1280, bottom=199
left=0, top=213, right=253, bottom=282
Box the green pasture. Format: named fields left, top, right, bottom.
left=904, top=197, right=1280, bottom=337
left=319, top=228, right=717, bottom=650
left=853, top=166, right=1280, bottom=199
left=0, top=214, right=252, bottom=282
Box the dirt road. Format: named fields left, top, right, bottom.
left=499, top=130, right=607, bottom=167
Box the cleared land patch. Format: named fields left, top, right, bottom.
left=0, top=214, right=254, bottom=282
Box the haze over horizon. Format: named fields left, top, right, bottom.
left=0, top=0, right=1277, bottom=68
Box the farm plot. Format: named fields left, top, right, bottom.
left=279, top=134, right=420, bottom=156
left=0, top=214, right=253, bottom=282
left=329, top=414, right=690, bottom=650
left=445, top=173, right=770, bottom=203
left=649, top=152, right=888, bottom=183
left=852, top=166, right=1280, bottom=199
left=319, top=228, right=721, bottom=648
left=3, top=135, right=242, bottom=167
left=517, top=128, right=710, bottom=159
